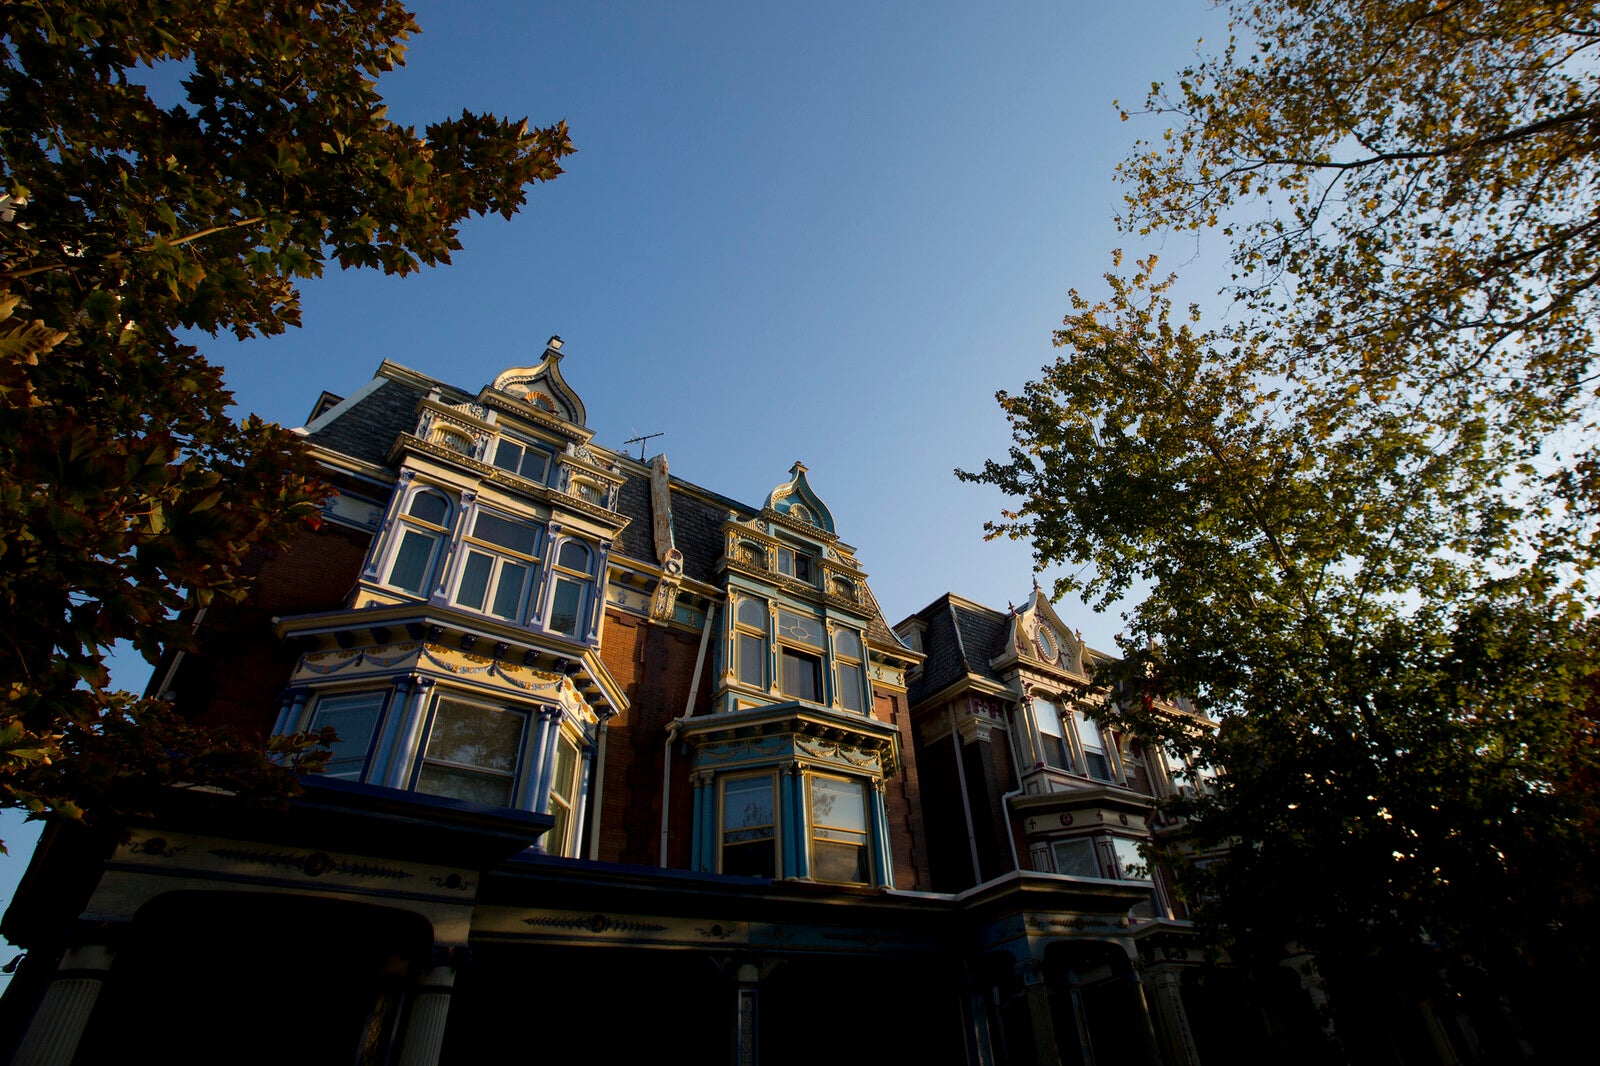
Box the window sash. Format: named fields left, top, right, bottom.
left=722, top=775, right=777, bottom=878
left=415, top=699, right=527, bottom=808
left=781, top=648, right=821, bottom=702
left=307, top=692, right=385, bottom=779
left=809, top=776, right=868, bottom=884
left=387, top=529, right=439, bottom=595
left=453, top=549, right=531, bottom=620
left=549, top=576, right=585, bottom=636
left=737, top=633, right=766, bottom=687
left=492, top=438, right=551, bottom=484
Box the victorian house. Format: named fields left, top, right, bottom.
left=1, top=343, right=1297, bottom=1066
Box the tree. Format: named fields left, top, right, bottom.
left=0, top=1, right=573, bottom=841
left=963, top=0, right=1600, bottom=1052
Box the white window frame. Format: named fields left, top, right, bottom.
left=490, top=433, right=554, bottom=485
left=413, top=693, right=532, bottom=809
left=544, top=537, right=595, bottom=638
left=448, top=507, right=542, bottom=621
left=305, top=690, right=387, bottom=780
left=381, top=487, right=454, bottom=597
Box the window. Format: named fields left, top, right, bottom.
left=306, top=691, right=385, bottom=779
left=452, top=509, right=541, bottom=621
left=547, top=539, right=595, bottom=637
left=733, top=596, right=768, bottom=689
left=809, top=775, right=869, bottom=883
left=386, top=489, right=452, bottom=596
left=781, top=648, right=822, bottom=702
left=833, top=627, right=867, bottom=713
left=492, top=436, right=552, bottom=484
left=1052, top=837, right=1100, bottom=878
left=1074, top=708, right=1114, bottom=781
left=777, top=608, right=825, bottom=702
left=1033, top=698, right=1072, bottom=770
left=415, top=697, right=527, bottom=807
left=546, top=732, right=580, bottom=856
left=721, top=774, right=777, bottom=877
left=776, top=546, right=813, bottom=583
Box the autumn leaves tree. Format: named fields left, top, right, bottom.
left=964, top=0, right=1600, bottom=1045
left=0, top=1, right=572, bottom=838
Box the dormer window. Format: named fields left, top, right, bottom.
left=776, top=545, right=813, bottom=583
left=492, top=436, right=553, bottom=485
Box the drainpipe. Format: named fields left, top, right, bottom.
left=660, top=603, right=718, bottom=867
left=586, top=718, right=609, bottom=859
left=1000, top=697, right=1027, bottom=872
left=950, top=705, right=982, bottom=885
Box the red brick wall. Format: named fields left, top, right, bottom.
left=874, top=688, right=930, bottom=890
left=182, top=523, right=370, bottom=737
left=594, top=608, right=714, bottom=867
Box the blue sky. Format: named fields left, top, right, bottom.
left=4, top=0, right=1234, bottom=928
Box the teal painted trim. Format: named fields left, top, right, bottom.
left=789, top=771, right=810, bottom=879
left=690, top=778, right=706, bottom=872
left=870, top=785, right=893, bottom=887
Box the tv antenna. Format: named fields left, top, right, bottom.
left=623, top=430, right=664, bottom=462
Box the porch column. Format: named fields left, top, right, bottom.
left=784, top=765, right=809, bottom=879
left=868, top=778, right=894, bottom=887
left=1017, top=956, right=1064, bottom=1066
left=395, top=955, right=460, bottom=1066
left=692, top=770, right=716, bottom=872
left=1143, top=965, right=1204, bottom=1066
left=382, top=676, right=434, bottom=789
left=10, top=943, right=116, bottom=1066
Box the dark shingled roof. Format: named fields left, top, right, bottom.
left=305, top=378, right=425, bottom=467
left=611, top=473, right=655, bottom=565
left=906, top=594, right=1010, bottom=704
left=670, top=486, right=733, bottom=586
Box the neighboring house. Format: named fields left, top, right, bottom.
left=0, top=344, right=1302, bottom=1066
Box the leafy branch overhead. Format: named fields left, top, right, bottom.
left=963, top=0, right=1600, bottom=1031
left=0, top=1, right=573, bottom=837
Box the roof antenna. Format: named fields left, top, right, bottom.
left=624, top=430, right=664, bottom=462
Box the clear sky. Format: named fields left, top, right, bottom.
left=4, top=0, right=1235, bottom=934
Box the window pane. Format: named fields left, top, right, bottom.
left=835, top=663, right=865, bottom=713
left=550, top=577, right=583, bottom=636
left=737, top=633, right=765, bottom=687
left=387, top=530, right=436, bottom=594
left=518, top=448, right=549, bottom=483
left=1034, top=698, right=1064, bottom=737
left=415, top=764, right=514, bottom=807
left=455, top=551, right=492, bottom=610
left=777, top=610, right=824, bottom=648
left=781, top=649, right=820, bottom=701
left=408, top=492, right=448, bottom=525
left=1110, top=836, right=1147, bottom=880
left=722, top=776, right=776, bottom=877
left=833, top=628, right=862, bottom=659
left=735, top=597, right=766, bottom=630
left=307, top=692, right=384, bottom=779
left=551, top=735, right=578, bottom=803
left=473, top=512, right=539, bottom=555
left=812, top=840, right=867, bottom=883
left=490, top=561, right=528, bottom=619
left=1052, top=838, right=1100, bottom=878
left=493, top=439, right=524, bottom=472
left=810, top=778, right=866, bottom=833
left=424, top=700, right=524, bottom=773
left=1084, top=751, right=1113, bottom=781
left=557, top=540, right=592, bottom=572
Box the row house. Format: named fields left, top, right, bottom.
left=1, top=343, right=1301, bottom=1066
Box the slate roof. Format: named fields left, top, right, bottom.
left=611, top=473, right=655, bottom=564
left=305, top=378, right=426, bottom=466
left=906, top=594, right=1011, bottom=704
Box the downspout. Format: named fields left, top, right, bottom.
left=950, top=704, right=982, bottom=885
left=660, top=603, right=718, bottom=867
left=152, top=607, right=208, bottom=699
left=585, top=718, right=609, bottom=859
left=1001, top=695, right=1028, bottom=872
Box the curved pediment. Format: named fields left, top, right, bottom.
left=764, top=461, right=836, bottom=534
left=489, top=337, right=588, bottom=427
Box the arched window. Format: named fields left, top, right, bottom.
left=733, top=596, right=768, bottom=689
left=385, top=489, right=452, bottom=596
left=547, top=538, right=595, bottom=638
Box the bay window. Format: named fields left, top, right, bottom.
left=385, top=489, right=452, bottom=596
left=1033, top=698, right=1073, bottom=770
left=733, top=596, right=768, bottom=689
left=832, top=627, right=867, bottom=713
left=547, top=538, right=594, bottom=638
left=721, top=774, right=778, bottom=877
left=306, top=691, right=386, bottom=779
left=1050, top=834, right=1149, bottom=881
left=808, top=775, right=869, bottom=884
left=452, top=509, right=541, bottom=621
left=1074, top=707, right=1114, bottom=781
left=415, top=696, right=528, bottom=807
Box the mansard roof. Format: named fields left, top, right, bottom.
left=902, top=593, right=1011, bottom=703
